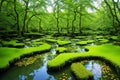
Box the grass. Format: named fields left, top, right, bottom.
left=47, top=44, right=120, bottom=69
left=71, top=63, right=93, bottom=80
left=0, top=43, right=51, bottom=69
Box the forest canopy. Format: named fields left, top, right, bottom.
left=0, top=0, right=120, bottom=36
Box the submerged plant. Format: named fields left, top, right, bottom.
left=15, top=54, right=40, bottom=67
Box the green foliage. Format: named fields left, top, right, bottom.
left=71, top=63, right=93, bottom=79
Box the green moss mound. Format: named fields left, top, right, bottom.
left=75, top=36, right=86, bottom=39
left=2, top=40, right=24, bottom=47
left=56, top=47, right=67, bottom=53
left=0, top=43, right=51, bottom=69
left=47, top=44, right=120, bottom=70
left=76, top=40, right=95, bottom=45
left=110, top=36, right=118, bottom=40
left=98, top=39, right=109, bottom=43
left=46, top=39, right=57, bottom=43
left=71, top=63, right=93, bottom=80
left=76, top=41, right=88, bottom=45
left=57, top=40, right=71, bottom=46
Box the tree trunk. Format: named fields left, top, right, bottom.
left=0, top=0, right=4, bottom=12
left=22, top=0, right=29, bottom=35
left=39, top=18, right=42, bottom=32
left=72, top=9, right=77, bottom=34
left=26, top=14, right=37, bottom=33
left=14, top=0, right=20, bottom=36
left=66, top=13, right=69, bottom=34
left=104, top=0, right=119, bottom=34
left=79, top=12, right=82, bottom=34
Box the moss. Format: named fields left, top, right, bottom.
left=71, top=63, right=93, bottom=80
left=2, top=40, right=24, bottom=47
left=98, top=39, right=109, bottom=43
left=47, top=44, right=120, bottom=70
left=32, top=38, right=41, bottom=42
left=87, top=40, right=95, bottom=43
left=56, top=47, right=67, bottom=53
left=0, top=43, right=51, bottom=69
left=95, top=36, right=104, bottom=39
left=32, top=42, right=44, bottom=45
left=76, top=41, right=88, bottom=45
left=110, top=36, right=118, bottom=40
left=75, top=36, right=86, bottom=39
left=46, top=39, right=57, bottom=43
left=57, top=40, right=71, bottom=46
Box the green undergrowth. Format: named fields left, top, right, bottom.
left=71, top=63, right=93, bottom=80
left=0, top=43, right=51, bottom=69
left=47, top=44, right=120, bottom=69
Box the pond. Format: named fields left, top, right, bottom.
left=0, top=36, right=119, bottom=80
left=1, top=53, right=119, bottom=80
left=81, top=60, right=119, bottom=80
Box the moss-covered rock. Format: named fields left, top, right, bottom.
left=56, top=47, right=67, bottom=53
left=71, top=63, right=93, bottom=80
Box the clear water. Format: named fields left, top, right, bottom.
left=0, top=37, right=119, bottom=80
left=82, top=60, right=119, bottom=80
left=0, top=53, right=74, bottom=80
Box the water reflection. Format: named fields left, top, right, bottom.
left=82, top=60, right=119, bottom=80
left=85, top=61, right=102, bottom=80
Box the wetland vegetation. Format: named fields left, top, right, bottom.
left=0, top=0, right=120, bottom=80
